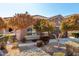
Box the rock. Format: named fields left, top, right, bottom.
left=42, top=45, right=54, bottom=55
left=40, top=36, right=50, bottom=45
left=36, top=40, right=44, bottom=47
left=65, top=41, right=79, bottom=56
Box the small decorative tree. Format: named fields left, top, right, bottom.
left=60, top=14, right=79, bottom=38
left=34, top=19, right=54, bottom=45
left=60, top=21, right=69, bottom=38
left=34, top=19, right=54, bottom=35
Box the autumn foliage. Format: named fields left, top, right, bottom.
left=60, top=14, right=79, bottom=32
left=8, top=13, right=37, bottom=30
left=34, top=19, right=54, bottom=32
left=0, top=17, right=6, bottom=30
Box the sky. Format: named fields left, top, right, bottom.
left=0, top=3, right=79, bottom=17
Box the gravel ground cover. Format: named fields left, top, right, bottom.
left=5, top=42, right=50, bottom=56
left=5, top=39, right=66, bottom=56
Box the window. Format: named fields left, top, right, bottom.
left=27, top=28, right=32, bottom=32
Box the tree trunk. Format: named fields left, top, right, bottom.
left=62, top=31, right=68, bottom=38
left=64, top=31, right=68, bottom=38
left=15, top=29, right=26, bottom=42
left=3, top=29, right=6, bottom=35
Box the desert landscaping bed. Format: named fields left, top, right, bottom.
left=5, top=42, right=50, bottom=56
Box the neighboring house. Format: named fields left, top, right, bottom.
left=25, top=25, right=40, bottom=40
left=26, top=25, right=37, bottom=35
left=25, top=25, right=49, bottom=40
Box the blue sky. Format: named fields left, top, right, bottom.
left=0, top=3, right=79, bottom=17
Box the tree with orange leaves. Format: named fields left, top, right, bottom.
left=7, top=12, right=37, bottom=42
left=0, top=17, right=6, bottom=30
